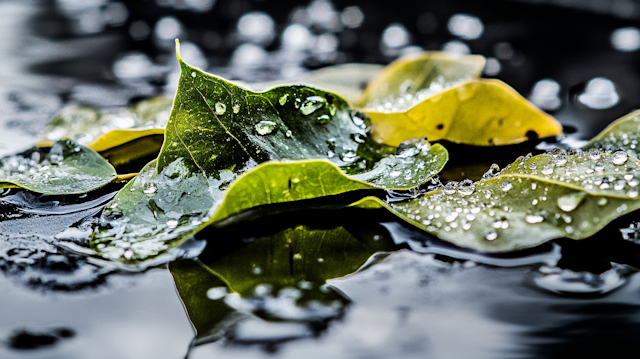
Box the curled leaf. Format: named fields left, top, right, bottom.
left=360, top=149, right=640, bottom=252
left=91, top=43, right=448, bottom=264
left=364, top=79, right=563, bottom=147
left=356, top=51, right=486, bottom=108
left=0, top=139, right=118, bottom=195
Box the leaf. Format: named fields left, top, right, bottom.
left=0, top=139, right=118, bottom=195
left=169, top=218, right=399, bottom=341
left=357, top=149, right=640, bottom=252
left=90, top=42, right=448, bottom=264
left=250, top=63, right=385, bottom=105
left=39, top=97, right=172, bottom=165
left=364, top=79, right=564, bottom=147
left=356, top=51, right=486, bottom=108
left=584, top=109, right=640, bottom=158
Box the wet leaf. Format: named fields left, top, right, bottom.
left=39, top=97, right=172, bottom=166
left=91, top=43, right=448, bottom=264
left=0, top=139, right=118, bottom=195
left=584, top=109, right=640, bottom=158
left=364, top=79, right=564, bottom=147
left=250, top=63, right=385, bottom=105
left=358, top=149, right=640, bottom=252
left=170, top=218, right=398, bottom=342
left=356, top=51, right=486, bottom=108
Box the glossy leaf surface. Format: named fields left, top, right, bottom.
left=368, top=149, right=640, bottom=252
left=365, top=79, right=563, bottom=147
left=584, top=109, right=640, bottom=158
left=0, top=139, right=117, bottom=195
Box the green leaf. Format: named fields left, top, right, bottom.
left=584, top=109, right=640, bottom=158
left=359, top=149, right=640, bottom=252
left=356, top=51, right=486, bottom=108
left=91, top=44, right=448, bottom=264
left=364, top=79, right=564, bottom=147
left=169, top=218, right=399, bottom=341
left=0, top=139, right=118, bottom=195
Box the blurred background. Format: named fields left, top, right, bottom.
left=1, top=0, right=640, bottom=156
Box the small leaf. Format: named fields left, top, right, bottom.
left=0, top=139, right=117, bottom=195
left=356, top=51, right=486, bottom=108
left=584, top=109, right=640, bottom=158
left=364, top=79, right=564, bottom=147
left=170, top=219, right=398, bottom=340
left=361, top=150, right=640, bottom=252
left=91, top=43, right=448, bottom=264
left=40, top=96, right=172, bottom=154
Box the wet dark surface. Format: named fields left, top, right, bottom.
left=2, top=0, right=640, bottom=358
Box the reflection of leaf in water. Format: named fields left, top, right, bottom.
left=0, top=140, right=118, bottom=195
left=355, top=149, right=640, bottom=252
left=91, top=42, right=447, bottom=264
left=169, top=216, right=399, bottom=344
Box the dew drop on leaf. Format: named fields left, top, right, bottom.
left=500, top=180, right=513, bottom=192
left=457, top=179, right=475, bottom=196
left=612, top=150, right=629, bottom=165
left=232, top=104, right=240, bottom=113
left=143, top=182, right=158, bottom=194
left=166, top=219, right=179, bottom=229
left=557, top=191, right=587, bottom=212
left=255, top=120, right=277, bottom=135
left=300, top=96, right=326, bottom=115
left=215, top=102, right=226, bottom=115
left=279, top=94, right=289, bottom=105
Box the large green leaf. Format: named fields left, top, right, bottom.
left=584, top=109, right=640, bottom=158
left=358, top=149, right=640, bottom=252
left=91, top=43, right=448, bottom=264
left=169, top=217, right=399, bottom=342
left=0, top=139, right=118, bottom=195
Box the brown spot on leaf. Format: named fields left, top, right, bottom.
left=436, top=124, right=444, bottom=130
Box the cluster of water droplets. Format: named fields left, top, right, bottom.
left=389, top=148, right=640, bottom=244
left=0, top=142, right=80, bottom=186
left=368, top=76, right=462, bottom=113
left=590, top=123, right=640, bottom=160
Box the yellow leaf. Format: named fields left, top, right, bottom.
left=356, top=51, right=486, bottom=108
left=364, top=79, right=563, bottom=147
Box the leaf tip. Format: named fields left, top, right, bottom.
left=175, top=38, right=182, bottom=63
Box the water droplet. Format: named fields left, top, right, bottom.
left=316, top=114, right=331, bottom=124
left=300, top=96, right=325, bottom=115
left=612, top=150, right=629, bottom=165
left=557, top=191, right=587, bottom=212
left=525, top=214, right=544, bottom=223
left=595, top=162, right=605, bottom=171
left=628, top=189, right=639, bottom=198
left=598, top=197, right=608, bottom=206
left=443, top=182, right=458, bottom=195
left=255, top=120, right=277, bottom=135
left=206, top=287, right=227, bottom=300
left=215, top=102, right=226, bottom=115
left=143, top=183, right=158, bottom=194
left=485, top=230, right=498, bottom=241
left=279, top=94, right=289, bottom=105
left=340, top=149, right=357, bottom=163
left=552, top=156, right=567, bottom=167
left=500, top=180, right=513, bottom=192
left=614, top=180, right=626, bottom=191
left=589, top=149, right=602, bottom=162
left=191, top=71, right=196, bottom=78
left=123, top=248, right=134, bottom=260
left=457, top=179, right=475, bottom=196
left=233, top=104, right=240, bottom=113
left=541, top=165, right=554, bottom=175
left=285, top=130, right=292, bottom=138
left=166, top=219, right=179, bottom=229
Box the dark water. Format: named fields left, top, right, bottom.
left=2, top=0, right=640, bottom=358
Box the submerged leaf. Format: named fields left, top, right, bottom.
left=360, top=150, right=640, bottom=252
left=0, top=139, right=117, bottom=195
left=356, top=51, right=486, bottom=108
left=91, top=43, right=448, bottom=264
left=364, top=79, right=564, bottom=147
left=170, top=218, right=398, bottom=341
left=584, top=109, right=640, bottom=158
